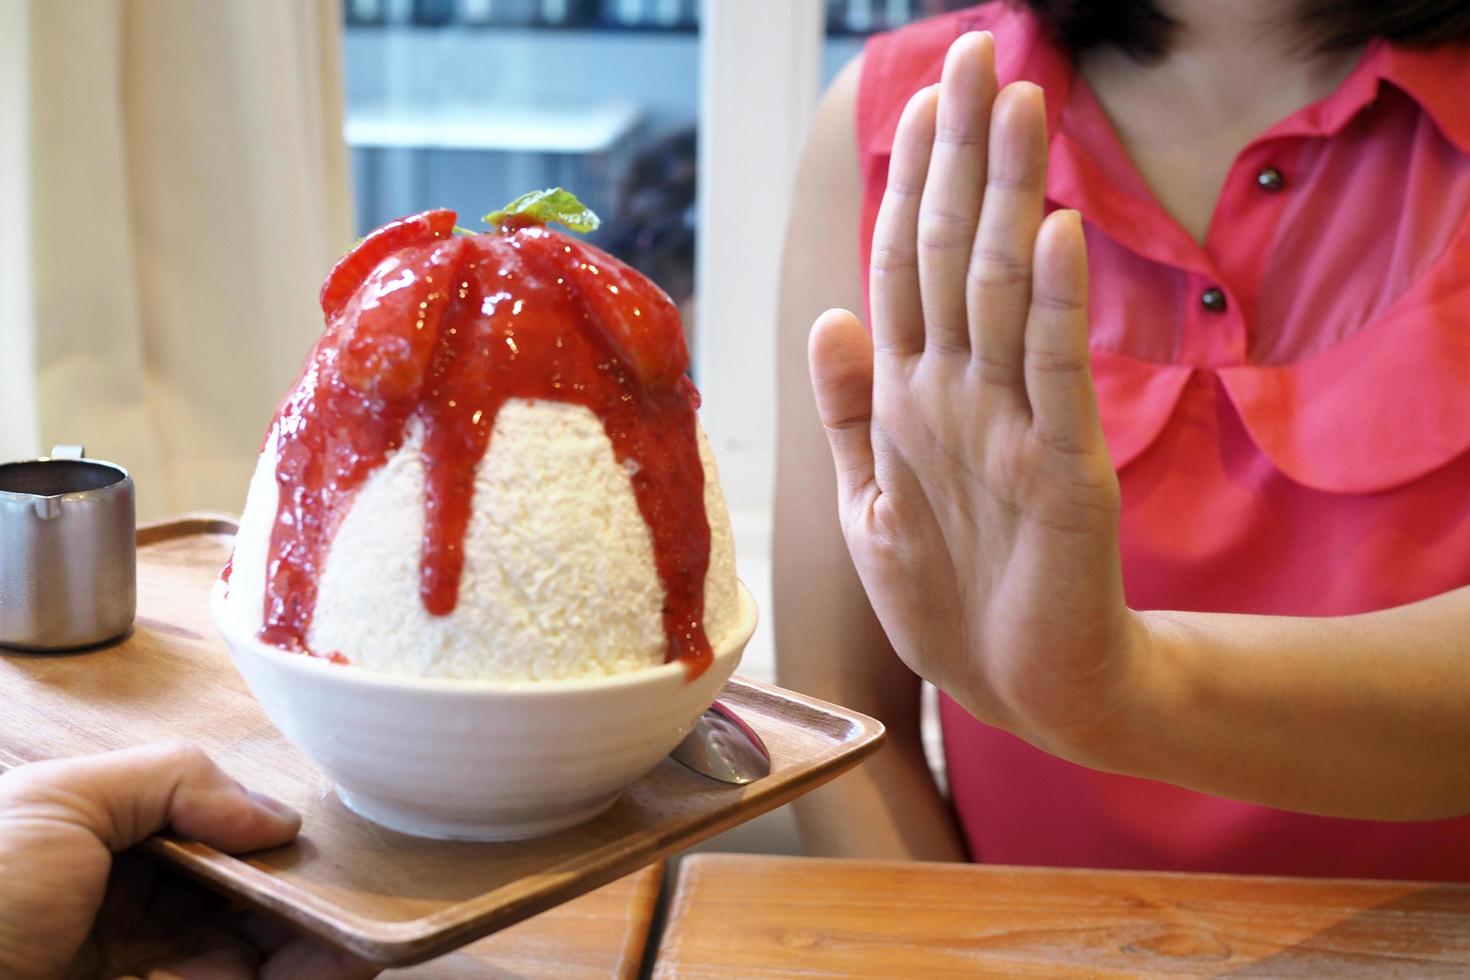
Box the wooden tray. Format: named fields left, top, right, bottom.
left=0, top=515, right=884, bottom=966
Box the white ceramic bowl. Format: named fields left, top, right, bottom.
left=210, top=581, right=757, bottom=841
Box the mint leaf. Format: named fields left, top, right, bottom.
left=484, top=188, right=602, bottom=234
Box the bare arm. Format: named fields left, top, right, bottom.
left=807, top=30, right=1470, bottom=824
left=1104, top=593, right=1470, bottom=820
left=774, top=53, right=967, bottom=861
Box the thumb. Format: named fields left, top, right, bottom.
left=2, top=741, right=300, bottom=854
left=808, top=308, right=878, bottom=513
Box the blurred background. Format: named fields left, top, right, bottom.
left=343, top=0, right=959, bottom=252
left=0, top=0, right=968, bottom=692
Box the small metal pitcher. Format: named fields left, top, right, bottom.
left=0, top=445, right=136, bottom=651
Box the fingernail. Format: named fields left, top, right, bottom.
left=247, top=789, right=299, bottom=821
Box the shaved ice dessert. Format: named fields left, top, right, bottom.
left=219, top=190, right=739, bottom=682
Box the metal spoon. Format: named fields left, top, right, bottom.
left=669, top=700, right=771, bottom=784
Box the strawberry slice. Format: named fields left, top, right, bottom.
left=320, top=209, right=457, bottom=320
left=338, top=236, right=471, bottom=400
left=483, top=188, right=688, bottom=391
left=548, top=232, right=689, bottom=391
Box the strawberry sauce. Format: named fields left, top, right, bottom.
left=258, top=210, right=712, bottom=677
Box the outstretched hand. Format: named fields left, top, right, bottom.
left=808, top=31, right=1146, bottom=758
left=0, top=741, right=377, bottom=979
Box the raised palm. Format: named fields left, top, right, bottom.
left=808, top=32, right=1139, bottom=756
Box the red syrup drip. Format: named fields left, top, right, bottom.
left=257, top=212, right=713, bottom=678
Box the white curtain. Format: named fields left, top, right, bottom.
left=1, top=0, right=353, bottom=520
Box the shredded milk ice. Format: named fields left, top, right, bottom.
left=226, top=399, right=739, bottom=681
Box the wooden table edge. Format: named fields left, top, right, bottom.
left=653, top=854, right=1470, bottom=978
left=671, top=852, right=1470, bottom=893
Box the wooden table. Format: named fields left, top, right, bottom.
left=653, top=854, right=1470, bottom=977
left=383, top=863, right=661, bottom=979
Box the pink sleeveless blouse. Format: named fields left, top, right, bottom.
left=858, top=3, right=1470, bottom=879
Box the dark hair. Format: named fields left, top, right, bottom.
left=603, top=128, right=698, bottom=305
left=1015, top=0, right=1470, bottom=60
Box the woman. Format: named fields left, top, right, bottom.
left=775, top=0, right=1470, bottom=878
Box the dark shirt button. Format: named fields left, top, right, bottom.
left=1201, top=287, right=1227, bottom=313
left=1256, top=167, right=1285, bottom=192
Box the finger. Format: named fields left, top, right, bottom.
left=235, top=909, right=380, bottom=980
left=869, top=84, right=938, bottom=357
left=808, top=307, right=878, bottom=513
left=1025, top=209, right=1101, bottom=451
left=3, top=741, right=301, bottom=855
left=969, top=81, right=1049, bottom=399
left=917, top=31, right=997, bottom=355
left=261, top=938, right=381, bottom=980
left=92, top=851, right=161, bottom=940
left=105, top=874, right=259, bottom=977
left=149, top=945, right=260, bottom=979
